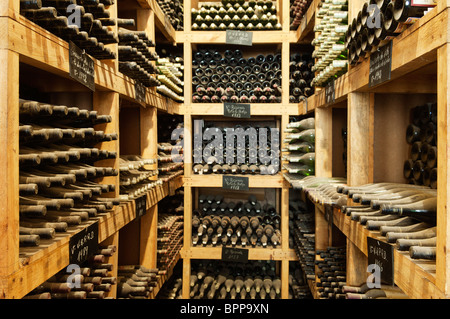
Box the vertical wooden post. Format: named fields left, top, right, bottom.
left=182, top=185, right=192, bottom=299
left=346, top=240, right=368, bottom=286
left=347, top=92, right=373, bottom=186
left=182, top=255, right=191, bottom=299
left=280, top=259, right=289, bottom=299
left=101, top=232, right=119, bottom=299
left=93, top=91, right=120, bottom=198
left=0, top=0, right=19, bottom=18
left=346, top=92, right=374, bottom=287
left=436, top=44, right=450, bottom=295
left=183, top=0, right=192, bottom=33
left=281, top=0, right=289, bottom=34
left=281, top=42, right=290, bottom=106
left=0, top=49, right=19, bottom=299
left=140, top=106, right=158, bottom=268
left=315, top=107, right=333, bottom=177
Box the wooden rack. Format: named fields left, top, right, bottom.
left=0, top=0, right=184, bottom=299
left=296, top=0, right=449, bottom=299
left=1, top=0, right=449, bottom=300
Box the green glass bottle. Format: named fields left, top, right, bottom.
left=287, top=153, right=315, bottom=168
left=287, top=142, right=315, bottom=153
left=288, top=129, right=315, bottom=144
left=283, top=163, right=315, bottom=176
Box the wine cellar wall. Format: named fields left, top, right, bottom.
left=1, top=0, right=450, bottom=300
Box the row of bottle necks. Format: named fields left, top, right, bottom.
left=192, top=50, right=314, bottom=103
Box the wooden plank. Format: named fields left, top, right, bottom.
left=100, top=232, right=119, bottom=299
left=93, top=91, right=120, bottom=198
left=140, top=205, right=158, bottom=269
left=0, top=0, right=18, bottom=19
left=181, top=255, right=191, bottom=299
left=181, top=31, right=288, bottom=44
left=185, top=247, right=292, bottom=261
left=188, top=174, right=285, bottom=188
left=0, top=49, right=19, bottom=299
left=315, top=107, right=333, bottom=177
left=437, top=44, right=450, bottom=295
left=346, top=239, right=368, bottom=287
left=188, top=104, right=286, bottom=116
left=347, top=92, right=373, bottom=186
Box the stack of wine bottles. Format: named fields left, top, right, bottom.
left=118, top=155, right=158, bottom=202
left=289, top=53, right=315, bottom=103
left=337, top=182, right=437, bottom=260
left=156, top=273, right=183, bottom=299
left=404, top=103, right=437, bottom=189
left=191, top=0, right=281, bottom=31
left=156, top=54, right=184, bottom=102
left=343, top=283, right=409, bottom=299
left=289, top=264, right=312, bottom=299
left=118, top=24, right=160, bottom=87
left=23, top=245, right=118, bottom=299
left=310, top=0, right=348, bottom=87
left=189, top=260, right=281, bottom=299
left=157, top=190, right=184, bottom=272
left=315, top=246, right=346, bottom=299
left=20, top=0, right=119, bottom=60
left=290, top=199, right=315, bottom=279
left=347, top=0, right=436, bottom=66
left=192, top=49, right=282, bottom=104
left=282, top=117, right=316, bottom=184
left=157, top=115, right=184, bottom=181
left=290, top=0, right=313, bottom=30
left=19, top=99, right=119, bottom=247
left=192, top=194, right=281, bottom=248
left=117, top=265, right=160, bottom=299
left=193, top=122, right=280, bottom=175
left=156, top=0, right=184, bottom=31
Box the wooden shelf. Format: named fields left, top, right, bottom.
left=185, top=174, right=286, bottom=188
left=303, top=6, right=445, bottom=113
left=136, top=0, right=177, bottom=44
left=323, top=204, right=444, bottom=299
left=1, top=14, right=182, bottom=114
left=177, top=30, right=290, bottom=44
left=187, top=103, right=294, bottom=116
left=292, top=0, right=318, bottom=44
left=182, top=246, right=297, bottom=261
left=1, top=176, right=182, bottom=299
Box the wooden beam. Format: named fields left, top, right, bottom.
left=0, top=49, right=19, bottom=299
left=315, top=107, right=333, bottom=177
left=347, top=92, right=373, bottom=186
left=437, top=43, right=450, bottom=295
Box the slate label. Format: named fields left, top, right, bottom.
left=69, top=41, right=95, bottom=91
left=367, top=237, right=394, bottom=285
left=369, top=41, right=393, bottom=87
left=135, top=195, right=147, bottom=218
left=226, top=30, right=253, bottom=46
left=69, top=222, right=98, bottom=265
left=222, top=175, right=249, bottom=191
left=222, top=247, right=249, bottom=263
left=223, top=103, right=251, bottom=118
